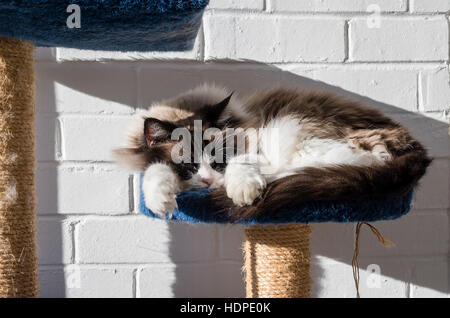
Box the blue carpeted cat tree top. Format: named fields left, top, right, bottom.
left=0, top=0, right=210, bottom=51
left=140, top=186, right=414, bottom=225
left=0, top=0, right=415, bottom=298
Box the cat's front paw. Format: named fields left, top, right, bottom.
left=144, top=186, right=178, bottom=218
left=373, top=144, right=392, bottom=162
left=225, top=164, right=266, bottom=207
left=142, top=163, right=179, bottom=218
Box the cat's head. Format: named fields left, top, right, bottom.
left=114, top=85, right=238, bottom=189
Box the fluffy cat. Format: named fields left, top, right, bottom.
left=115, top=84, right=431, bottom=220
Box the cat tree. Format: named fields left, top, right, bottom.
left=0, top=0, right=414, bottom=298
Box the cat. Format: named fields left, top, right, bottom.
left=114, top=84, right=432, bottom=220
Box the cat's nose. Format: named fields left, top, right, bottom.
left=201, top=177, right=213, bottom=186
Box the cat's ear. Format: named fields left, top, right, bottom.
left=204, top=92, right=233, bottom=122
left=144, top=118, right=174, bottom=147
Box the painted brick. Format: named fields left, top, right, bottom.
left=410, top=260, right=448, bottom=298
left=420, top=67, right=450, bottom=112
left=35, top=63, right=136, bottom=114
left=66, top=267, right=133, bottom=298
left=218, top=225, right=245, bottom=261
left=204, top=14, right=345, bottom=62
left=76, top=217, right=218, bottom=263
left=38, top=267, right=66, bottom=297
left=60, top=116, right=131, bottom=161
left=311, top=223, right=355, bottom=261
left=138, top=64, right=281, bottom=108
left=137, top=65, right=204, bottom=107
left=389, top=113, right=450, bottom=158
left=357, top=214, right=449, bottom=257
left=36, top=164, right=130, bottom=215
left=411, top=0, right=450, bottom=13
left=35, top=47, right=56, bottom=62
left=204, top=15, right=236, bottom=60
left=354, top=258, right=409, bottom=298
left=37, top=218, right=73, bottom=265
left=56, top=30, right=202, bottom=61
left=413, top=159, right=450, bottom=210
left=35, top=115, right=59, bottom=162
left=278, top=18, right=345, bottom=62
left=349, top=17, right=448, bottom=61
left=280, top=65, right=325, bottom=91
left=268, top=0, right=407, bottom=12
left=199, top=64, right=282, bottom=94
left=138, top=262, right=244, bottom=297
left=39, top=266, right=133, bottom=298
left=312, top=257, right=410, bottom=298
left=311, top=68, right=418, bottom=112
left=208, top=0, right=264, bottom=10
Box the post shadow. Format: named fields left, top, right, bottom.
left=34, top=62, right=66, bottom=297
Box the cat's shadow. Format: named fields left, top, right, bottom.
left=37, top=60, right=449, bottom=297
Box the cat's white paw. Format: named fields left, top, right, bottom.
left=374, top=151, right=391, bottom=162
left=142, top=163, right=179, bottom=218
left=225, top=164, right=266, bottom=207
left=144, top=186, right=178, bottom=218
left=372, top=144, right=392, bottom=162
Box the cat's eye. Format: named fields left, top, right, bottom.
left=211, top=162, right=226, bottom=172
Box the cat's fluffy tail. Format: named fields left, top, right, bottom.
left=201, top=147, right=432, bottom=221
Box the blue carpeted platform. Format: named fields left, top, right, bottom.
left=139, top=176, right=414, bottom=225
left=0, top=0, right=209, bottom=51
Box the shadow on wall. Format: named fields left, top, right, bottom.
left=167, top=222, right=246, bottom=298
left=34, top=75, right=67, bottom=297
left=35, top=60, right=449, bottom=297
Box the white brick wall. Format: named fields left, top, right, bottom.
left=410, top=0, right=450, bottom=13
left=267, top=0, right=408, bottom=13
left=349, top=17, right=448, bottom=62
left=35, top=1, right=450, bottom=298
left=204, top=14, right=346, bottom=62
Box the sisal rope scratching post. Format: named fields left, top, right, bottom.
left=244, top=224, right=312, bottom=298
left=0, top=36, right=38, bottom=297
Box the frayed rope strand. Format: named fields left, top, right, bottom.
left=352, top=222, right=395, bottom=298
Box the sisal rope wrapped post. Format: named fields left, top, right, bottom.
left=244, top=224, right=311, bottom=298
left=0, top=36, right=38, bottom=297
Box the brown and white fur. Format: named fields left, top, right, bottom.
left=115, top=84, right=432, bottom=220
